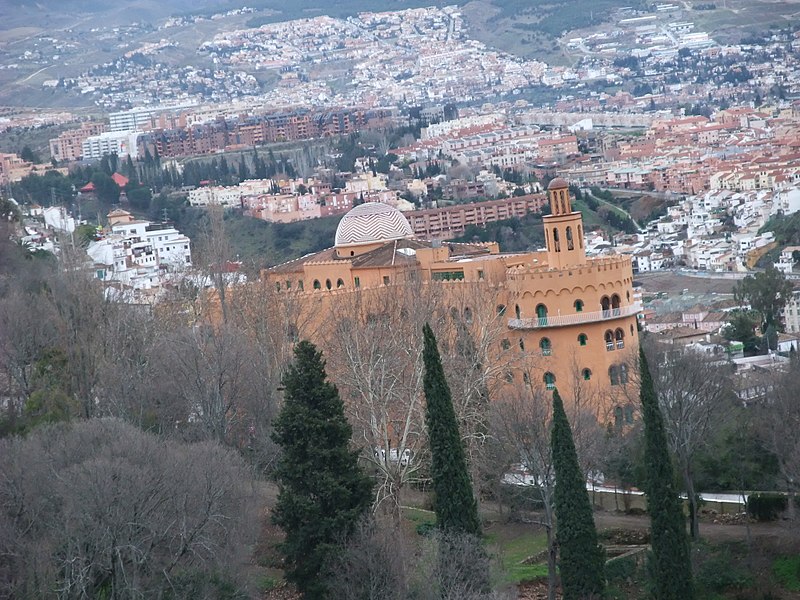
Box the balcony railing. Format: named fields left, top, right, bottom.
left=508, top=302, right=642, bottom=330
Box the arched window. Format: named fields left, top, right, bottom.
left=298, top=280, right=304, bottom=291
left=536, top=304, right=548, bottom=326
left=566, top=226, right=574, bottom=250
left=605, top=330, right=614, bottom=351
left=624, top=405, right=635, bottom=424
left=614, top=406, right=624, bottom=428
left=626, top=290, right=631, bottom=302
left=578, top=333, right=588, bottom=346
left=539, top=337, right=552, bottom=356
left=276, top=281, right=281, bottom=292
left=523, top=372, right=530, bottom=384
left=519, top=338, right=525, bottom=351
left=325, top=279, right=332, bottom=290
left=552, top=228, right=560, bottom=252
left=501, top=339, right=511, bottom=351
left=505, top=371, right=514, bottom=383
left=631, top=324, right=635, bottom=336
left=515, top=304, right=521, bottom=320
left=543, top=372, right=556, bottom=390
left=611, top=294, right=621, bottom=314
left=609, top=366, right=620, bottom=386
left=620, top=364, right=629, bottom=384
left=601, top=296, right=610, bottom=315
left=313, top=279, right=321, bottom=290
left=582, top=368, right=592, bottom=381
left=615, top=328, right=625, bottom=349
left=497, top=304, right=506, bottom=316
left=578, top=224, right=583, bottom=248
left=574, top=299, right=584, bottom=312
left=464, top=307, right=473, bottom=323
left=450, top=307, right=459, bottom=321
left=336, top=278, right=345, bottom=288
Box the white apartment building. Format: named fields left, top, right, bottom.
left=188, top=186, right=243, bottom=207
left=87, top=210, right=192, bottom=298
left=82, top=131, right=142, bottom=160
left=783, top=291, right=800, bottom=334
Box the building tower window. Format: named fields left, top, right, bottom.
left=464, top=307, right=473, bottom=323
left=566, top=226, right=574, bottom=250
left=614, top=406, right=624, bottom=428
left=615, top=328, right=625, bottom=349
left=578, top=224, right=583, bottom=248
left=298, top=280, right=304, bottom=291
left=313, top=279, right=321, bottom=290
left=519, top=338, right=525, bottom=351
left=536, top=304, right=548, bottom=326
left=601, top=296, right=611, bottom=316
left=515, top=304, right=521, bottom=319
left=605, top=330, right=614, bottom=351
left=276, top=282, right=281, bottom=292
left=620, top=364, right=629, bottom=384
left=611, top=294, right=621, bottom=315
left=582, top=368, right=592, bottom=381
left=337, top=278, right=345, bottom=288
left=539, top=337, right=552, bottom=356
left=553, top=228, right=560, bottom=252
left=624, top=405, right=635, bottom=424
left=383, top=275, right=390, bottom=285
left=609, top=366, right=620, bottom=386
left=544, top=372, right=556, bottom=390
left=354, top=277, right=360, bottom=288
left=497, top=304, right=507, bottom=316
left=523, top=372, right=530, bottom=384
left=574, top=299, right=584, bottom=312
left=578, top=333, right=588, bottom=346
left=501, top=339, right=511, bottom=351
left=326, top=279, right=332, bottom=290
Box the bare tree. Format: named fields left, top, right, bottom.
left=0, top=419, right=257, bottom=599
left=491, top=385, right=557, bottom=600
left=644, top=339, right=734, bottom=539
left=323, top=285, right=431, bottom=522
left=761, top=361, right=800, bottom=520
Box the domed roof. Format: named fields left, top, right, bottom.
left=547, top=177, right=569, bottom=190
left=335, top=202, right=414, bottom=247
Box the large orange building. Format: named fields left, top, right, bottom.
left=265, top=178, right=639, bottom=413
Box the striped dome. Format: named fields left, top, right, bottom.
left=335, top=202, right=414, bottom=247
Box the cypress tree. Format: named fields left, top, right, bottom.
left=639, top=347, right=694, bottom=599
left=271, top=341, right=373, bottom=599
left=422, top=323, right=481, bottom=536
left=551, top=388, right=605, bottom=600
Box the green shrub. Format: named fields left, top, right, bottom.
left=416, top=522, right=436, bottom=537
left=746, top=493, right=788, bottom=522
left=772, top=555, right=800, bottom=591
left=605, top=555, right=639, bottom=582
left=694, top=546, right=752, bottom=595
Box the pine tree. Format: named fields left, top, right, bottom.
left=639, top=347, right=694, bottom=599
left=550, top=388, right=605, bottom=600
left=271, top=341, right=373, bottom=599
left=422, top=323, right=481, bottom=536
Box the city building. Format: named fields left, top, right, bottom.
left=49, top=122, right=108, bottom=162
left=264, top=179, right=640, bottom=412
left=82, top=131, right=143, bottom=160
left=87, top=209, right=192, bottom=299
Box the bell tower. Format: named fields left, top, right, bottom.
left=543, top=178, right=586, bottom=269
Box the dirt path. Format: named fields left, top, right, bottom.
left=594, top=510, right=799, bottom=543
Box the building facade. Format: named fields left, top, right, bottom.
left=265, top=179, right=640, bottom=413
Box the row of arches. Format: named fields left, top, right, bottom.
left=501, top=327, right=635, bottom=356
left=512, top=292, right=632, bottom=322
left=604, top=328, right=627, bottom=351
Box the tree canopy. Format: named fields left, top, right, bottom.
left=271, top=340, right=373, bottom=599
left=733, top=265, right=793, bottom=331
